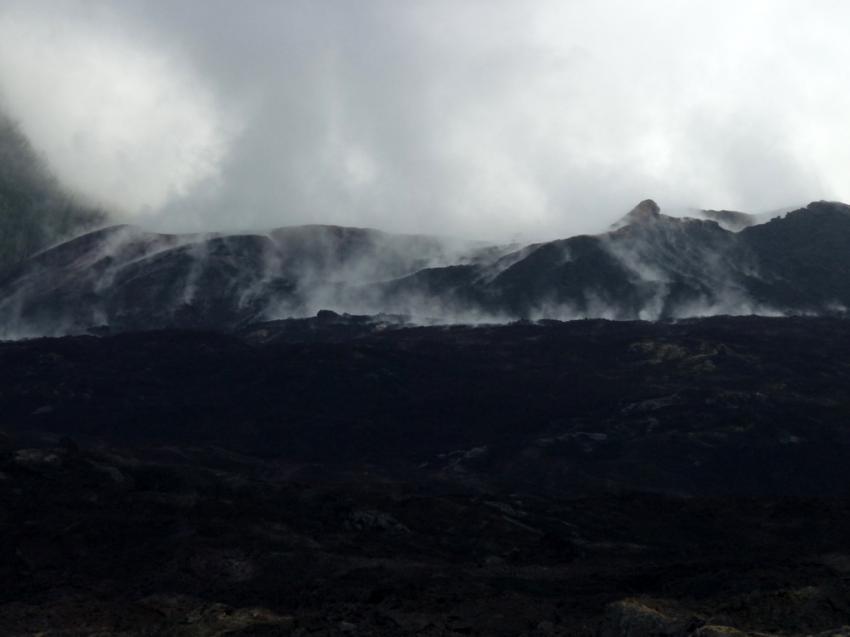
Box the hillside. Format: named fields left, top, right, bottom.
left=5, top=199, right=850, bottom=336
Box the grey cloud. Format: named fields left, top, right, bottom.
left=1, top=0, right=850, bottom=242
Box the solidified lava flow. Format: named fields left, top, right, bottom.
left=2, top=316, right=850, bottom=635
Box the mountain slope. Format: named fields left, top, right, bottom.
left=3, top=199, right=850, bottom=335
left=740, top=201, right=850, bottom=310
left=0, top=223, right=503, bottom=336
left=383, top=200, right=850, bottom=320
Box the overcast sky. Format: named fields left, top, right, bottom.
left=1, top=0, right=849, bottom=241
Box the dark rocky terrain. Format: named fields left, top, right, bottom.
left=3, top=315, right=850, bottom=635
left=5, top=199, right=850, bottom=337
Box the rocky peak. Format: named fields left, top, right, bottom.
left=610, top=199, right=661, bottom=230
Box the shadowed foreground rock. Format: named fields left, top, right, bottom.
left=2, top=316, right=850, bottom=634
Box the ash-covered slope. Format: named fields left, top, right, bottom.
left=0, top=223, right=503, bottom=337
left=383, top=199, right=850, bottom=320
left=3, top=199, right=850, bottom=335
left=474, top=199, right=753, bottom=319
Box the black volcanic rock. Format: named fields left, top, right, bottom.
left=4, top=317, right=850, bottom=635
left=4, top=315, right=850, bottom=498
